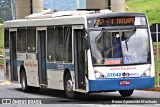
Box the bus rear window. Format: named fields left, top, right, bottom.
left=4, top=29, right=9, bottom=49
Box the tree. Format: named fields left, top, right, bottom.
left=0, top=17, right=4, bottom=23
left=0, top=0, right=13, bottom=21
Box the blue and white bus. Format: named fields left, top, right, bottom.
left=4, top=10, right=154, bottom=98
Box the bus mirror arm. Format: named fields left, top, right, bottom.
left=83, top=27, right=88, bottom=34
left=83, top=36, right=90, bottom=50
left=83, top=27, right=89, bottom=50
left=36, top=52, right=38, bottom=60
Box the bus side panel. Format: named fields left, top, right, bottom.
left=17, top=53, right=25, bottom=83
left=47, top=63, right=75, bottom=90
left=47, top=70, right=64, bottom=90
left=4, top=49, right=11, bottom=81
left=88, top=77, right=154, bottom=92
left=24, top=53, right=39, bottom=87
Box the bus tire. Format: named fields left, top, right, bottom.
left=64, top=73, right=75, bottom=98
left=119, top=90, right=134, bottom=96
left=30, top=86, right=40, bottom=92
left=20, top=70, right=29, bottom=92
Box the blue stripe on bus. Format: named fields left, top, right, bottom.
left=46, top=63, right=74, bottom=71
left=17, top=60, right=24, bottom=67
left=5, top=59, right=74, bottom=71
left=88, top=77, right=154, bottom=92
left=5, top=59, right=10, bottom=64
left=5, top=59, right=24, bottom=66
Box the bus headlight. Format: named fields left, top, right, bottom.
left=94, top=69, right=106, bottom=78
left=140, top=68, right=151, bottom=77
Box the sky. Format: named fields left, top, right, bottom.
left=43, top=0, right=86, bottom=11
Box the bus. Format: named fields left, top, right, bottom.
left=4, top=10, right=154, bottom=98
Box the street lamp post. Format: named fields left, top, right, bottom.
left=51, top=0, right=53, bottom=10
left=156, top=24, right=160, bottom=86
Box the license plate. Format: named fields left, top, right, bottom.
left=120, top=80, right=131, bottom=85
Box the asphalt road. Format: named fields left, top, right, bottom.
left=0, top=70, right=160, bottom=107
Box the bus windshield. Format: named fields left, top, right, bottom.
left=89, top=28, right=151, bottom=65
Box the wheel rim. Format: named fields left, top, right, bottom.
left=21, top=74, right=26, bottom=89
left=66, top=80, right=73, bottom=93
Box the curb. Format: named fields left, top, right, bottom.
left=0, top=81, right=12, bottom=86
left=144, top=87, right=160, bottom=92
left=0, top=64, right=4, bottom=70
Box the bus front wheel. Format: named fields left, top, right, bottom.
left=119, top=90, right=134, bottom=96
left=20, top=71, right=29, bottom=92
left=64, top=73, right=75, bottom=98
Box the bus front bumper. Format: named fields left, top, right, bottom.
left=88, top=77, right=154, bottom=92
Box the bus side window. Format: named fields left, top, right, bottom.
left=47, top=27, right=55, bottom=61
left=27, top=28, right=36, bottom=53
left=64, top=26, right=72, bottom=63
left=17, top=28, right=26, bottom=52
left=55, top=27, right=63, bottom=62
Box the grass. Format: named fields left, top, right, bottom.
left=153, top=42, right=160, bottom=86
left=126, top=0, right=160, bottom=86
left=126, top=0, right=160, bottom=25
left=0, top=24, right=4, bottom=64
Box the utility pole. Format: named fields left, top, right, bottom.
left=77, top=0, right=80, bottom=9
left=51, top=0, right=53, bottom=10
left=11, top=0, right=15, bottom=20
left=156, top=24, right=159, bottom=86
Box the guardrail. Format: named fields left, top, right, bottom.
left=0, top=55, right=3, bottom=60
left=0, top=55, right=4, bottom=69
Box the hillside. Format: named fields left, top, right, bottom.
left=126, top=0, right=160, bottom=25
left=0, top=24, right=3, bottom=50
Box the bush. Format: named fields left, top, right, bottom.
left=0, top=18, right=4, bottom=24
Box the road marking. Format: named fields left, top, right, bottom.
left=0, top=81, right=12, bottom=86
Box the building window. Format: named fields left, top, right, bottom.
left=55, top=27, right=63, bottom=61
left=17, top=28, right=26, bottom=52
left=64, top=26, right=72, bottom=63
left=27, top=27, right=36, bottom=53
left=4, top=29, right=9, bottom=49
left=47, top=27, right=55, bottom=61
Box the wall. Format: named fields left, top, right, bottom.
left=86, top=0, right=125, bottom=12
left=15, top=0, right=43, bottom=19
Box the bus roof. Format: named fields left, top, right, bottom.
left=4, top=10, right=146, bottom=28
left=86, top=12, right=146, bottom=19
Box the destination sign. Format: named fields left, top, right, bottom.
left=95, top=17, right=135, bottom=27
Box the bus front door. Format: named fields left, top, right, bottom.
left=37, top=30, right=47, bottom=86
left=10, top=31, right=18, bottom=81
left=74, top=29, right=86, bottom=90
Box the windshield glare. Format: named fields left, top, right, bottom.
left=89, top=28, right=151, bottom=65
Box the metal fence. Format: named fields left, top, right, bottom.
left=150, top=23, right=160, bottom=86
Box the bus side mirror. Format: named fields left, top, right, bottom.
left=83, top=36, right=89, bottom=50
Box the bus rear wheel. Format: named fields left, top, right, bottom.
left=64, top=73, right=75, bottom=98
left=119, top=90, right=134, bottom=96
left=20, top=71, right=29, bottom=92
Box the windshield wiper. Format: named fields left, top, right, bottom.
left=125, top=40, right=129, bottom=52
left=123, top=28, right=136, bottom=52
